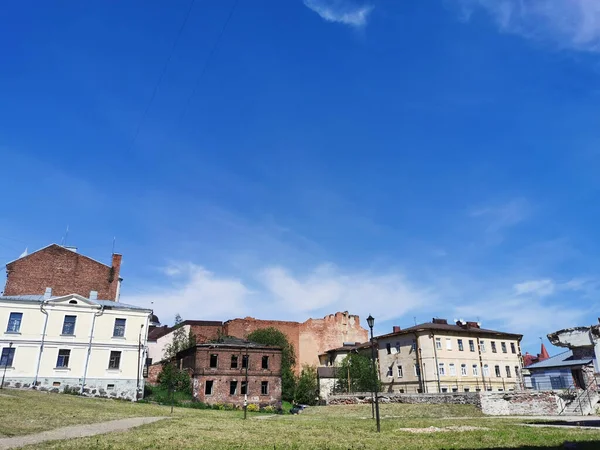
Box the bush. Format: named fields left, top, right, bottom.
left=262, top=405, right=275, bottom=413
left=294, top=365, right=318, bottom=406
left=246, top=403, right=259, bottom=412
left=157, top=363, right=191, bottom=395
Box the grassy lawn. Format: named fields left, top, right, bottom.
left=2, top=390, right=600, bottom=449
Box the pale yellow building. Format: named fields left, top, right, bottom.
left=376, top=319, right=523, bottom=393
left=0, top=293, right=152, bottom=400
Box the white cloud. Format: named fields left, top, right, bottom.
left=260, top=264, right=435, bottom=321
left=303, top=0, right=374, bottom=28
left=124, top=263, right=253, bottom=325
left=470, top=198, right=530, bottom=244
left=457, top=0, right=600, bottom=52
left=514, top=279, right=555, bottom=297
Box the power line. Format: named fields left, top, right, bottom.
left=178, top=0, right=240, bottom=123
left=129, top=0, right=197, bottom=149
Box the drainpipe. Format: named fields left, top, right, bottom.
left=80, top=306, right=104, bottom=394
left=476, top=337, right=486, bottom=391
left=430, top=332, right=441, bottom=393
left=414, top=334, right=424, bottom=393
left=33, top=301, right=50, bottom=387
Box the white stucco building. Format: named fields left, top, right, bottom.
left=0, top=293, right=152, bottom=400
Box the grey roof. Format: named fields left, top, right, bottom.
left=376, top=321, right=522, bottom=340
left=0, top=295, right=152, bottom=312
left=527, top=350, right=593, bottom=370
left=317, top=367, right=337, bottom=378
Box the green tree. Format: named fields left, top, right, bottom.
left=163, top=314, right=197, bottom=359
left=334, top=353, right=381, bottom=394
left=246, top=327, right=296, bottom=402
left=157, top=362, right=191, bottom=394
left=294, top=365, right=319, bottom=405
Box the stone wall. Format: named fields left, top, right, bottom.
left=479, top=391, right=564, bottom=416
left=327, top=391, right=567, bottom=416
left=1, top=376, right=138, bottom=401
left=328, top=392, right=480, bottom=406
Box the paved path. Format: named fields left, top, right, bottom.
left=0, top=417, right=166, bottom=449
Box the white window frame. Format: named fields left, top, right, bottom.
left=435, top=338, right=442, bottom=350
left=480, top=341, right=486, bottom=353
left=449, top=363, right=456, bottom=376
left=483, top=364, right=490, bottom=377
left=472, top=364, right=479, bottom=376
left=397, top=365, right=403, bottom=378
left=446, top=338, right=452, bottom=350
left=438, top=362, right=445, bottom=376
left=460, top=364, right=467, bottom=376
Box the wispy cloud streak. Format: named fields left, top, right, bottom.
left=303, top=0, right=374, bottom=28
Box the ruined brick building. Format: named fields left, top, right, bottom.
left=177, top=337, right=282, bottom=407
left=147, top=311, right=368, bottom=380
left=3, top=244, right=123, bottom=301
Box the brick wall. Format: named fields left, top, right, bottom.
left=4, top=244, right=121, bottom=301
left=224, top=312, right=368, bottom=373
left=328, top=392, right=480, bottom=406
left=146, top=362, right=163, bottom=384
left=189, top=324, right=224, bottom=343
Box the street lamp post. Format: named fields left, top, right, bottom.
left=366, top=315, right=380, bottom=433
left=243, top=344, right=249, bottom=420
left=1, top=342, right=14, bottom=390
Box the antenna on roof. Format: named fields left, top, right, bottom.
left=61, top=225, right=69, bottom=246
left=413, top=316, right=417, bottom=326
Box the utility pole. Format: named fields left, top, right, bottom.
left=243, top=344, right=249, bottom=420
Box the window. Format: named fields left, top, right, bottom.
left=494, top=365, right=501, bottom=377
left=458, top=339, right=464, bottom=351
left=108, top=351, right=121, bottom=369
left=397, top=365, right=403, bottom=378
left=483, top=364, right=489, bottom=377
left=486, top=387, right=492, bottom=392
left=0, top=347, right=15, bottom=367
left=491, top=341, right=497, bottom=353
left=461, top=364, right=467, bottom=376
left=411, top=340, right=417, bottom=352
left=501, top=342, right=507, bottom=353
left=480, top=341, right=486, bottom=353
left=497, top=388, right=504, bottom=392
left=62, top=316, right=76, bottom=335
left=515, top=366, right=520, bottom=378
left=395, top=342, right=401, bottom=353
left=231, top=355, right=238, bottom=369
left=438, top=363, right=445, bottom=376
left=387, top=366, right=393, bottom=377
left=449, top=363, right=456, bottom=376
left=464, top=387, right=470, bottom=392
left=261, top=381, right=269, bottom=395
left=469, top=340, right=475, bottom=352
left=441, top=387, right=448, bottom=393
left=210, top=354, right=218, bottom=368
left=505, top=366, right=511, bottom=378
left=230, top=381, right=237, bottom=395
left=472, top=364, right=479, bottom=376
left=452, top=387, right=459, bottom=393
left=241, top=381, right=247, bottom=395
left=510, top=343, right=516, bottom=354
left=112, top=318, right=126, bottom=337
left=262, top=355, right=269, bottom=369
left=6, top=312, right=22, bottom=333
left=446, top=338, right=452, bottom=350
left=414, top=364, right=421, bottom=377
left=386, top=343, right=391, bottom=355
left=56, top=349, right=70, bottom=368
left=107, top=384, right=115, bottom=390
left=242, top=355, right=249, bottom=369
left=205, top=380, right=214, bottom=395
left=435, top=338, right=442, bottom=350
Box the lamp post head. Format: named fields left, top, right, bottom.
left=366, top=314, right=374, bottom=330
left=8, top=342, right=13, bottom=348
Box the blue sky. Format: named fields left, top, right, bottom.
left=2, top=0, right=600, bottom=355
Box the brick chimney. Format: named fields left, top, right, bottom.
left=393, top=326, right=401, bottom=333
left=107, top=253, right=122, bottom=301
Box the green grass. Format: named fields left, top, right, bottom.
left=2, top=390, right=600, bottom=449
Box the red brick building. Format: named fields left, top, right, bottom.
left=3, top=244, right=122, bottom=301
left=177, top=338, right=282, bottom=407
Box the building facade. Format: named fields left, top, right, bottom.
left=177, top=338, right=282, bottom=407
left=4, top=244, right=123, bottom=301
left=0, top=293, right=152, bottom=400
left=526, top=350, right=596, bottom=391
left=376, top=319, right=523, bottom=393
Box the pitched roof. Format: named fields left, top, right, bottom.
left=5, top=243, right=113, bottom=268
left=376, top=321, right=522, bottom=340
left=526, top=350, right=593, bottom=370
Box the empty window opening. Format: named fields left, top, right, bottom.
left=262, top=355, right=269, bottom=369
left=261, top=381, right=268, bottom=395
left=241, top=381, right=248, bottom=395
left=210, top=354, right=218, bottom=368
left=386, top=343, right=391, bottom=354
left=230, top=381, right=237, bottom=395
left=107, top=384, right=115, bottom=390
left=231, top=355, right=238, bottom=369
left=242, top=355, right=249, bottom=369
left=205, top=380, right=214, bottom=395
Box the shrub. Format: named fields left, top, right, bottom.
left=246, top=403, right=259, bottom=412
left=157, top=363, right=191, bottom=394
left=262, top=405, right=275, bottom=413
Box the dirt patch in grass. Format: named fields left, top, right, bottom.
left=398, top=425, right=490, bottom=433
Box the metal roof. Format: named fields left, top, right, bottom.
left=0, top=295, right=151, bottom=312
left=376, top=322, right=522, bottom=340
left=526, top=350, right=593, bottom=370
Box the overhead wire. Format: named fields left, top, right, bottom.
left=178, top=0, right=240, bottom=123
left=129, top=0, right=197, bottom=149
